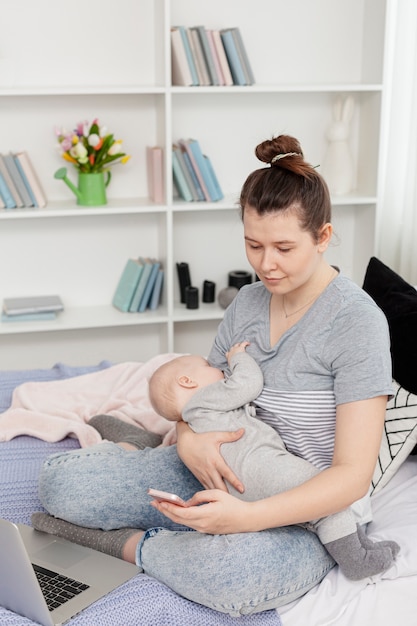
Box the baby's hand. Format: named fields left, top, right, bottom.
left=226, top=341, right=250, bottom=362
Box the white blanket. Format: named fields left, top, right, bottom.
left=279, top=456, right=417, bottom=626
left=0, top=355, right=180, bottom=448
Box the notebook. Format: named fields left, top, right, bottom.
left=0, top=518, right=140, bottom=626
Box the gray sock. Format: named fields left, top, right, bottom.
left=324, top=525, right=399, bottom=580
left=356, top=524, right=400, bottom=558
left=31, top=512, right=140, bottom=560
left=89, top=414, right=162, bottom=449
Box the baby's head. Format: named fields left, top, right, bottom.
left=149, top=354, right=224, bottom=421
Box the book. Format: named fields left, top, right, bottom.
left=129, top=257, right=154, bottom=312
left=231, top=27, right=255, bottom=85
left=112, top=258, right=144, bottom=312
left=206, top=30, right=225, bottom=86
left=148, top=267, right=164, bottom=310
left=192, top=26, right=219, bottom=86
left=173, top=144, right=200, bottom=201
left=220, top=29, right=247, bottom=85
left=0, top=154, right=24, bottom=207
left=3, top=295, right=64, bottom=316
left=3, top=153, right=33, bottom=207
left=1, top=311, right=57, bottom=323
left=188, top=28, right=211, bottom=86
left=186, top=138, right=222, bottom=201
left=172, top=148, right=193, bottom=202
left=171, top=27, right=193, bottom=86
left=178, top=139, right=211, bottom=201
left=13, top=155, right=38, bottom=207
left=138, top=259, right=161, bottom=312
left=14, top=151, right=47, bottom=208
left=146, top=146, right=164, bottom=203
left=0, top=171, right=16, bottom=209
left=210, top=30, right=234, bottom=86
left=185, top=28, right=205, bottom=86
left=204, top=155, right=224, bottom=201
left=176, top=25, right=199, bottom=86
left=181, top=148, right=205, bottom=201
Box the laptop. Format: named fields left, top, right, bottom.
left=0, top=518, right=140, bottom=626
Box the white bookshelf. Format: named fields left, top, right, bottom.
left=0, top=0, right=389, bottom=368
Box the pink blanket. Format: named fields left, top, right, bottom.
left=0, top=354, right=180, bottom=448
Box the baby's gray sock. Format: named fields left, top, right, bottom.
left=324, top=526, right=399, bottom=580
left=31, top=512, right=141, bottom=560
left=89, top=414, right=162, bottom=449
left=356, top=524, right=400, bottom=558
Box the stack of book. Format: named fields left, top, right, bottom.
left=1, top=295, right=64, bottom=323
left=171, top=25, right=255, bottom=87
left=0, top=152, right=47, bottom=209
left=112, top=257, right=164, bottom=313
left=172, top=138, right=223, bottom=202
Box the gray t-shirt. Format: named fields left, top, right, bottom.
left=208, top=273, right=393, bottom=522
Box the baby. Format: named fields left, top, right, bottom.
left=148, top=342, right=399, bottom=581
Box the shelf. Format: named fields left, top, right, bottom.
left=0, top=199, right=167, bottom=220
left=170, top=84, right=384, bottom=95
left=173, top=302, right=225, bottom=322
left=0, top=305, right=169, bottom=336
left=0, top=86, right=167, bottom=97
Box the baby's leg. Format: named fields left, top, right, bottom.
left=317, top=511, right=400, bottom=580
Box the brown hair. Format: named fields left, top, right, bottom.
left=239, top=135, right=331, bottom=242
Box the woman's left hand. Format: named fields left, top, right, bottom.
left=150, top=489, right=254, bottom=534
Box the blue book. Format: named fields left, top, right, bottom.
left=177, top=26, right=199, bottom=86
left=1, top=311, right=56, bottom=322
left=181, top=149, right=205, bottom=201
left=112, top=258, right=144, bottom=312
left=187, top=139, right=221, bottom=201
left=3, top=153, right=31, bottom=207
left=172, top=149, right=193, bottom=202
left=174, top=145, right=199, bottom=201
left=149, top=267, right=164, bottom=310
left=138, top=260, right=161, bottom=312
left=220, top=29, right=246, bottom=85
left=13, top=155, right=37, bottom=207
left=129, top=257, right=154, bottom=312
left=204, top=155, right=224, bottom=201
left=231, top=27, right=255, bottom=85
left=0, top=171, right=16, bottom=209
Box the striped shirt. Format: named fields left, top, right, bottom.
left=255, top=388, right=336, bottom=470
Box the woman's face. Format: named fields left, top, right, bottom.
left=243, top=205, right=332, bottom=296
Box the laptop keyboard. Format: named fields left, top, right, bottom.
left=33, top=564, right=90, bottom=611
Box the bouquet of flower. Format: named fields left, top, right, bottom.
left=55, top=119, right=130, bottom=173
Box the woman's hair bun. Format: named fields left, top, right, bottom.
left=255, top=135, right=303, bottom=166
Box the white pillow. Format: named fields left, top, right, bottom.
left=371, top=381, right=417, bottom=494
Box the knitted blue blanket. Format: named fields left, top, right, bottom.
left=0, top=362, right=281, bottom=626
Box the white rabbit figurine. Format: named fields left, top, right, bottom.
left=322, top=96, right=356, bottom=195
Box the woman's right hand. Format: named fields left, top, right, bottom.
left=176, top=421, right=245, bottom=493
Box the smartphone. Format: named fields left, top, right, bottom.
left=147, top=488, right=188, bottom=507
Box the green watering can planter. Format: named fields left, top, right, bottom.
left=54, top=167, right=111, bottom=206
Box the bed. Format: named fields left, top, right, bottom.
left=0, top=355, right=416, bottom=626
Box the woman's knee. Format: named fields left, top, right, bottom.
left=38, top=443, right=125, bottom=522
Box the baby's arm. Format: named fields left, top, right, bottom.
left=225, top=341, right=250, bottom=364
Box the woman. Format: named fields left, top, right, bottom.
left=34, top=135, right=393, bottom=616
